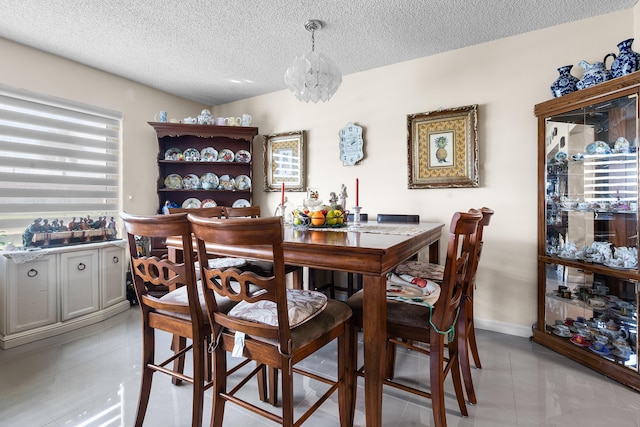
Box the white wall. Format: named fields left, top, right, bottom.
left=0, top=8, right=637, bottom=337
left=213, top=9, right=636, bottom=336
left=0, top=37, right=206, bottom=216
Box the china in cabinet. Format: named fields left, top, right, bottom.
left=535, top=72, right=640, bottom=391
left=149, top=122, right=258, bottom=212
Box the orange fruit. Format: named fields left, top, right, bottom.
left=310, top=210, right=325, bottom=226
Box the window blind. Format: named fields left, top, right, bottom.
left=0, top=84, right=122, bottom=236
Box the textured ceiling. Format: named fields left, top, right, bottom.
left=0, top=0, right=637, bottom=105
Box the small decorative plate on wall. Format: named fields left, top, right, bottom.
left=339, top=122, right=364, bottom=166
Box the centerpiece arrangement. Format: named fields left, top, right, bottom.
left=292, top=187, right=348, bottom=228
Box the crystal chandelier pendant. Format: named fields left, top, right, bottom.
left=284, top=20, right=342, bottom=103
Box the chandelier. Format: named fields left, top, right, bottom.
left=284, top=20, right=342, bottom=103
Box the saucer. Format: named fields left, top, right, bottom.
left=588, top=344, right=611, bottom=356
left=553, top=330, right=572, bottom=338
left=570, top=337, right=591, bottom=347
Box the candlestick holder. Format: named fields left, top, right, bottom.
left=349, top=206, right=363, bottom=229
left=274, top=203, right=287, bottom=221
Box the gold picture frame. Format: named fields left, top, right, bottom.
left=263, top=130, right=306, bottom=192
left=408, top=105, right=478, bottom=189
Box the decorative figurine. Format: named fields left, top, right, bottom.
left=339, top=184, right=348, bottom=210
left=22, top=218, right=42, bottom=247
left=329, top=191, right=338, bottom=207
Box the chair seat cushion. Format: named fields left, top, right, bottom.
left=228, top=289, right=328, bottom=328
left=395, top=260, right=444, bottom=282
left=242, top=299, right=352, bottom=351
left=346, top=289, right=434, bottom=330
left=195, top=257, right=247, bottom=280
left=158, top=281, right=238, bottom=320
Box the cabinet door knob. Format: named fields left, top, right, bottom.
left=77, top=262, right=86, bottom=271
left=113, top=256, right=119, bottom=264
left=27, top=268, right=38, bottom=278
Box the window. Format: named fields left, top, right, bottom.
left=0, top=84, right=122, bottom=244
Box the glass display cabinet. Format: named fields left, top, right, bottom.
left=534, top=73, right=640, bottom=391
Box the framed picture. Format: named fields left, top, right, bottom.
left=407, top=105, right=478, bottom=189
left=263, top=130, right=306, bottom=192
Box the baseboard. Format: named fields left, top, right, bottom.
left=474, top=318, right=533, bottom=338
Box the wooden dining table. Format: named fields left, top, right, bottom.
left=166, top=221, right=444, bottom=427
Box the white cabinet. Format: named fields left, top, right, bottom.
left=0, top=241, right=129, bottom=349
left=6, top=254, right=57, bottom=334
left=61, top=249, right=100, bottom=321
left=101, top=245, right=126, bottom=308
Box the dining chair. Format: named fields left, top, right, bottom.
left=222, top=205, right=261, bottom=218
left=394, top=207, right=494, bottom=404
left=223, top=205, right=304, bottom=291
left=187, top=214, right=354, bottom=427
left=340, top=213, right=421, bottom=297
left=120, top=212, right=214, bottom=427
left=167, top=206, right=225, bottom=217
left=346, top=210, right=483, bottom=427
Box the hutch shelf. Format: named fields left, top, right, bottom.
left=534, top=72, right=640, bottom=391
left=149, top=122, right=258, bottom=213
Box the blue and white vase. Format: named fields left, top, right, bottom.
left=550, top=65, right=579, bottom=97
left=611, top=38, right=640, bottom=78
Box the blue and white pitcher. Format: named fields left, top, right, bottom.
left=611, top=38, right=640, bottom=78
left=576, top=56, right=614, bottom=90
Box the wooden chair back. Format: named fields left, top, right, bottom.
left=121, top=212, right=201, bottom=323
left=431, top=210, right=482, bottom=332
left=167, top=206, right=224, bottom=217
left=188, top=215, right=292, bottom=351
left=223, top=205, right=261, bottom=218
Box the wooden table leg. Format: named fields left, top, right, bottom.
left=428, top=240, right=440, bottom=264
left=362, top=273, right=386, bottom=427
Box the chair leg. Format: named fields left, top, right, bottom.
left=348, top=319, right=359, bottom=425
left=459, top=300, right=477, bottom=404
left=171, top=335, right=187, bottom=385
left=384, top=340, right=397, bottom=380
left=281, top=362, right=295, bottom=427
left=135, top=326, right=155, bottom=427
left=430, top=336, right=448, bottom=427
left=257, top=365, right=267, bottom=402
left=211, top=346, right=227, bottom=427
left=268, top=366, right=279, bottom=405
left=191, top=337, right=205, bottom=427
left=468, top=309, right=482, bottom=369
left=338, top=326, right=353, bottom=427
left=448, top=339, right=468, bottom=417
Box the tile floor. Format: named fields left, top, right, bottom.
left=1, top=306, right=639, bottom=426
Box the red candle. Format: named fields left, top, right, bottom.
left=281, top=182, right=285, bottom=206
left=355, top=178, right=359, bottom=207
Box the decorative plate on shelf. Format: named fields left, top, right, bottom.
left=218, top=174, right=235, bottom=190
left=164, top=174, right=183, bottom=189
left=182, top=173, right=200, bottom=189
left=217, top=149, right=235, bottom=162
left=182, top=198, right=202, bottom=209
left=232, top=198, right=250, bottom=208
left=235, top=174, right=251, bottom=190
left=201, top=198, right=217, bottom=208
left=164, top=147, right=182, bottom=160
left=235, top=149, right=251, bottom=163
left=200, top=172, right=219, bottom=190
left=182, top=148, right=200, bottom=161
left=200, top=147, right=218, bottom=161
left=585, top=141, right=611, bottom=155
